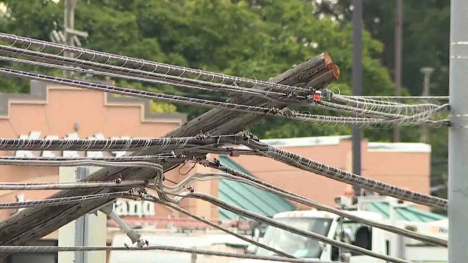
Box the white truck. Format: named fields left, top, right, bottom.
left=243, top=196, right=448, bottom=263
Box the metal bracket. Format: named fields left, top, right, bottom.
left=90, top=200, right=147, bottom=247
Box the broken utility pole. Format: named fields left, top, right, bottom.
left=0, top=53, right=339, bottom=257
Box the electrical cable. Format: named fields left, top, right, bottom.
left=0, top=191, right=133, bottom=209
left=328, top=92, right=440, bottom=114
left=0, top=67, right=447, bottom=127
left=0, top=33, right=311, bottom=94
left=0, top=53, right=291, bottom=101
left=181, top=192, right=412, bottom=263
left=0, top=158, right=164, bottom=174
left=346, top=96, right=448, bottom=100
left=0, top=154, right=179, bottom=162
left=0, top=136, right=231, bottom=151
left=0, top=181, right=147, bottom=190
left=201, top=160, right=447, bottom=247
left=242, top=139, right=448, bottom=209
left=0, top=245, right=333, bottom=263
left=158, top=200, right=296, bottom=258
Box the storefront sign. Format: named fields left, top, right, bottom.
left=113, top=200, right=155, bottom=218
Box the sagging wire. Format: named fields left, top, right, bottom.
left=0, top=157, right=164, bottom=174
left=0, top=132, right=450, bottom=210
left=316, top=100, right=423, bottom=120
left=0, top=136, right=233, bottom=151
left=0, top=67, right=447, bottom=127
left=0, top=191, right=133, bottom=210
left=0, top=33, right=312, bottom=94
left=0, top=245, right=331, bottom=263
left=169, top=192, right=412, bottom=263
left=345, top=95, right=448, bottom=100
left=324, top=89, right=441, bottom=114
left=157, top=200, right=296, bottom=258
left=135, top=156, right=446, bottom=247
left=0, top=53, right=291, bottom=102
left=241, top=138, right=448, bottom=209
left=200, top=159, right=447, bottom=247
left=0, top=154, right=180, bottom=163
left=0, top=181, right=147, bottom=190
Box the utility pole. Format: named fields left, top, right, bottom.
left=0, top=54, right=340, bottom=253
left=63, top=0, right=88, bottom=78
left=352, top=0, right=362, bottom=196
left=420, top=67, right=434, bottom=143
left=393, top=0, right=403, bottom=142
left=64, top=0, right=75, bottom=78
left=449, top=0, right=468, bottom=262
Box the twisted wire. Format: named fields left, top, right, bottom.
left=0, top=33, right=310, bottom=94
left=0, top=191, right=132, bottom=209
left=0, top=158, right=164, bottom=174
left=0, top=245, right=329, bottom=263
left=0, top=67, right=293, bottom=119
left=316, top=100, right=414, bottom=119
left=292, top=104, right=449, bottom=127
left=0, top=154, right=178, bottom=163
left=201, top=159, right=447, bottom=247
left=152, top=168, right=448, bottom=247
left=244, top=140, right=447, bottom=209
left=0, top=181, right=147, bottom=190
left=158, top=200, right=295, bottom=258
left=184, top=192, right=411, bottom=263
left=350, top=96, right=448, bottom=100
left=0, top=52, right=290, bottom=101
left=0, top=136, right=225, bottom=151
left=0, top=67, right=447, bottom=127
left=329, top=92, right=440, bottom=114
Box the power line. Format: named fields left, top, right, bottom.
left=0, top=133, right=449, bottom=209
left=0, top=33, right=313, bottom=94
left=242, top=138, right=448, bottom=209
left=184, top=192, right=412, bottom=263
left=0, top=51, right=291, bottom=101
left=0, top=245, right=333, bottom=263
left=0, top=181, right=147, bottom=190
left=0, top=191, right=132, bottom=210
left=0, top=67, right=447, bottom=127
left=202, top=160, right=447, bottom=247
left=0, top=158, right=164, bottom=174
left=355, top=96, right=448, bottom=100
left=160, top=201, right=296, bottom=258
left=0, top=136, right=215, bottom=151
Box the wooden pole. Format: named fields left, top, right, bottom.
left=0, top=53, right=339, bottom=256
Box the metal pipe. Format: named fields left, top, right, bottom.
left=352, top=0, right=363, bottom=196
left=393, top=0, right=403, bottom=142
left=448, top=0, right=468, bottom=261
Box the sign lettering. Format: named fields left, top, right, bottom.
left=113, top=200, right=155, bottom=218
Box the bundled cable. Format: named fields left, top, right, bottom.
left=0, top=191, right=133, bottom=210
left=0, top=33, right=312, bottom=94
left=201, top=159, right=447, bottom=247
left=180, top=192, right=412, bottom=263
left=0, top=245, right=332, bottom=263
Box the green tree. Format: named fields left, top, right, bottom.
left=312, top=0, right=449, bottom=203
left=0, top=0, right=396, bottom=129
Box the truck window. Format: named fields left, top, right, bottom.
left=332, top=221, right=372, bottom=258
left=256, top=218, right=332, bottom=259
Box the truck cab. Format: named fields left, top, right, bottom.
left=252, top=210, right=386, bottom=262
left=243, top=196, right=448, bottom=263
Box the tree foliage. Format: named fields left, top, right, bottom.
left=0, top=0, right=449, bottom=203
